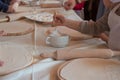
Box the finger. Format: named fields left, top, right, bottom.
left=0, top=30, right=5, bottom=36
left=53, top=15, right=60, bottom=24
left=55, top=15, right=65, bottom=23
left=0, top=61, right=4, bottom=66
left=39, top=53, right=45, bottom=58
left=52, top=14, right=65, bottom=26
left=0, top=30, right=8, bottom=36
left=0, top=30, right=4, bottom=34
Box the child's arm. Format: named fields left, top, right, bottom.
left=0, top=0, right=18, bottom=13
left=0, top=0, right=9, bottom=12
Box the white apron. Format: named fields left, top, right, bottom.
left=108, top=3, right=120, bottom=50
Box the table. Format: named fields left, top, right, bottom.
left=0, top=5, right=107, bottom=80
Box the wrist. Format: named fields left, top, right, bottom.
left=64, top=19, right=81, bottom=31
left=7, top=5, right=15, bottom=13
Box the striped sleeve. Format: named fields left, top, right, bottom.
left=78, top=9, right=110, bottom=36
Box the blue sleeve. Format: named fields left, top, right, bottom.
left=0, top=0, right=9, bottom=12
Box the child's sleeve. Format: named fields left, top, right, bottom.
left=0, top=0, right=9, bottom=12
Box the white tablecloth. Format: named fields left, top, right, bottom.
left=0, top=6, right=107, bottom=80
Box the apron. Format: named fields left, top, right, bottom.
left=108, top=3, right=120, bottom=50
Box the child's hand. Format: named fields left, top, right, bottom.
left=63, top=0, right=76, bottom=10
left=7, top=2, right=19, bottom=13
left=52, top=14, right=66, bottom=26
left=93, top=33, right=109, bottom=43
left=40, top=51, right=57, bottom=59
left=99, top=33, right=109, bottom=43
left=0, top=61, right=4, bottom=67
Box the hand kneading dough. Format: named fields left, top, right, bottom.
left=58, top=58, right=120, bottom=80
left=0, top=44, right=33, bottom=75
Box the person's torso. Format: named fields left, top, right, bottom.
left=108, top=3, right=120, bottom=50
left=73, top=1, right=85, bottom=10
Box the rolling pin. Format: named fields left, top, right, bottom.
left=0, top=12, right=32, bottom=22
left=51, top=49, right=115, bottom=60
left=0, top=18, right=9, bottom=23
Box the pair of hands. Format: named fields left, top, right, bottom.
left=53, top=0, right=79, bottom=26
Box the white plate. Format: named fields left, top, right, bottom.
left=25, top=12, right=53, bottom=22
left=58, top=58, right=120, bottom=80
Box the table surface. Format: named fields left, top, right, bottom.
left=0, top=4, right=108, bottom=80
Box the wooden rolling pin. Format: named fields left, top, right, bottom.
left=0, top=18, right=9, bottom=23
left=40, top=1, right=62, bottom=8
left=50, top=49, right=114, bottom=60
left=0, top=12, right=32, bottom=22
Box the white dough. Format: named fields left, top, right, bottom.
left=0, top=43, right=33, bottom=75
left=25, top=12, right=53, bottom=22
